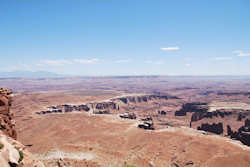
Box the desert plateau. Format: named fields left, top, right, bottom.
left=1, top=0, right=250, bottom=166
left=1, top=76, right=250, bottom=167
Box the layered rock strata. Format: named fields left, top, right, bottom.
left=0, top=88, right=16, bottom=139
left=0, top=87, right=45, bottom=167
left=36, top=94, right=175, bottom=115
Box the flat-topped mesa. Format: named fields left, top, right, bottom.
left=36, top=94, right=177, bottom=115
left=177, top=101, right=250, bottom=146
left=114, top=94, right=178, bottom=104
left=175, top=102, right=208, bottom=116
left=89, top=94, right=177, bottom=114
left=176, top=102, right=249, bottom=122
left=0, top=87, right=16, bottom=139
left=217, top=91, right=250, bottom=96
left=91, top=101, right=117, bottom=110
left=36, top=104, right=90, bottom=115
left=191, top=109, right=234, bottom=122
left=198, top=122, right=224, bottom=135
left=227, top=119, right=250, bottom=146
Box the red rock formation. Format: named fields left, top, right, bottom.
left=35, top=94, right=176, bottom=115
left=158, top=110, right=167, bottom=115
left=138, top=121, right=155, bottom=130
left=116, top=94, right=176, bottom=104
left=175, top=102, right=208, bottom=116
left=120, top=112, right=137, bottom=119
left=191, top=109, right=233, bottom=122
left=0, top=87, right=45, bottom=167
left=197, top=122, right=224, bottom=134
left=227, top=119, right=250, bottom=146
left=0, top=88, right=16, bottom=139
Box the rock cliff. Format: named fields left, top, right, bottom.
left=36, top=94, right=175, bottom=115
left=175, top=102, right=250, bottom=146
left=197, top=122, right=224, bottom=134
left=0, top=87, right=45, bottom=167
left=0, top=87, right=16, bottom=139
left=175, top=102, right=208, bottom=116
left=227, top=119, right=250, bottom=146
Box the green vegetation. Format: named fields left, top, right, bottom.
left=0, top=142, right=4, bottom=149
left=18, top=149, right=23, bottom=163
left=14, top=147, right=24, bottom=163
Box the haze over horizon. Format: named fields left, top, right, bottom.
left=1, top=0, right=250, bottom=76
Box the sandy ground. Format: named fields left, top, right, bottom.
left=14, top=111, right=250, bottom=167
left=6, top=77, right=250, bottom=167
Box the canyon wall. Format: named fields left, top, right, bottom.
left=36, top=94, right=175, bottom=115
left=227, top=119, right=250, bottom=146
left=175, top=102, right=250, bottom=146
left=0, top=87, right=45, bottom=167
left=0, top=87, right=16, bottom=139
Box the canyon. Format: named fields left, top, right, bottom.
left=1, top=76, right=250, bottom=167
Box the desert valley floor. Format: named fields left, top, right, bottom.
left=1, top=76, right=250, bottom=167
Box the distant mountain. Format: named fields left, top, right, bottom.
left=0, top=71, right=67, bottom=78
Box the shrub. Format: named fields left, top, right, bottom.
left=0, top=142, right=4, bottom=149
left=18, top=150, right=23, bottom=163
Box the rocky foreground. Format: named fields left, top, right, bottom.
left=1, top=87, right=103, bottom=167
left=0, top=87, right=45, bottom=167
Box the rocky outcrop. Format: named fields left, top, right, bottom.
left=0, top=88, right=16, bottom=139
left=0, top=87, right=45, bottom=167
left=240, top=132, right=250, bottom=146
left=36, top=104, right=90, bottom=115
left=115, top=94, right=177, bottom=104
left=175, top=102, right=208, bottom=116
left=0, top=132, right=45, bottom=167
left=158, top=110, right=167, bottom=115
left=191, top=109, right=233, bottom=122
left=141, top=116, right=153, bottom=121
left=120, top=112, right=136, bottom=119
left=236, top=111, right=250, bottom=121
left=138, top=121, right=155, bottom=130
left=175, top=109, right=187, bottom=116
left=180, top=102, right=250, bottom=146
left=138, top=117, right=155, bottom=130
left=197, top=122, right=223, bottom=134
left=227, top=119, right=250, bottom=146
left=36, top=94, right=176, bottom=115
left=93, top=110, right=110, bottom=114
left=177, top=102, right=248, bottom=122
left=91, top=101, right=117, bottom=110
left=0, top=134, right=20, bottom=167
left=217, top=91, right=250, bottom=96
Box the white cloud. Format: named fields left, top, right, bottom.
left=38, top=58, right=100, bottom=66
left=233, top=50, right=250, bottom=57
left=73, top=58, right=100, bottom=64
left=42, top=59, right=73, bottom=66
left=214, top=57, right=232, bottom=61
left=5, top=62, right=32, bottom=72
left=185, top=63, right=191, bottom=67
left=145, top=60, right=164, bottom=65
left=114, top=59, right=131, bottom=63
left=160, top=46, right=180, bottom=51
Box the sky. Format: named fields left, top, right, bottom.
left=0, top=0, right=250, bottom=76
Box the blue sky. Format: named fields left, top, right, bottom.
left=1, top=0, right=250, bottom=76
